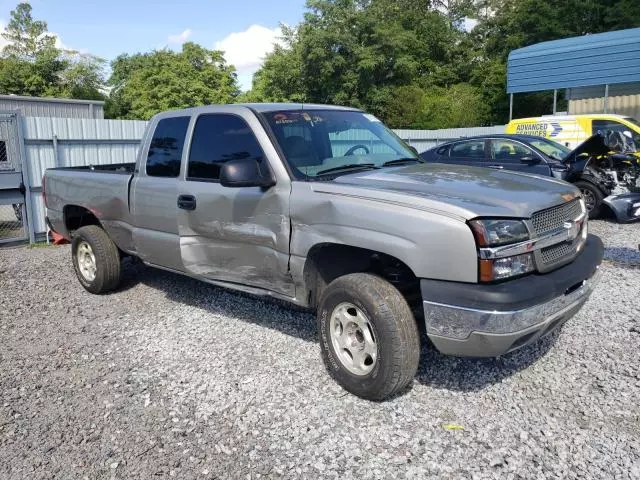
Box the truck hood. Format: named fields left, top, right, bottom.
left=317, top=163, right=579, bottom=220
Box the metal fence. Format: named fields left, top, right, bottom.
left=2, top=114, right=504, bottom=243
left=0, top=112, right=28, bottom=244
left=22, top=116, right=148, bottom=237
left=395, top=125, right=507, bottom=152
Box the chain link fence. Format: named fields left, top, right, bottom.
left=0, top=203, right=25, bottom=242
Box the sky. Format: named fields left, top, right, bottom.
left=0, top=0, right=308, bottom=90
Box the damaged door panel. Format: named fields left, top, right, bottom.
left=176, top=111, right=294, bottom=296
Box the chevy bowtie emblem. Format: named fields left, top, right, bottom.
left=563, top=221, right=579, bottom=241
left=561, top=193, right=576, bottom=202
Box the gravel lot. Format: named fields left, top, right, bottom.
left=1, top=220, right=639, bottom=479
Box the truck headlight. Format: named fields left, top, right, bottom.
left=469, top=219, right=529, bottom=247
left=479, top=253, right=535, bottom=282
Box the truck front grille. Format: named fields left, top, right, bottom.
left=530, top=198, right=585, bottom=273
left=530, top=199, right=582, bottom=236
left=540, top=240, right=577, bottom=266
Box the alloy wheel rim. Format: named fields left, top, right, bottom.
left=77, top=241, right=97, bottom=282
left=329, top=302, right=378, bottom=376
left=581, top=188, right=596, bottom=211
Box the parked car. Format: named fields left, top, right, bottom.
left=44, top=104, right=603, bottom=400
left=420, top=134, right=640, bottom=221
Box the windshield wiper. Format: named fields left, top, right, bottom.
left=315, top=163, right=380, bottom=176
left=382, top=158, right=424, bottom=167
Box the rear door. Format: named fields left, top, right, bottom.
left=446, top=139, right=488, bottom=167
left=176, top=110, right=293, bottom=296
left=131, top=114, right=190, bottom=270
left=488, top=138, right=551, bottom=176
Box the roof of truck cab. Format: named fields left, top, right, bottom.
left=157, top=103, right=361, bottom=116
left=238, top=103, right=361, bottom=112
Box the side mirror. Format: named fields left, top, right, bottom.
left=520, top=155, right=541, bottom=165
left=219, top=158, right=276, bottom=188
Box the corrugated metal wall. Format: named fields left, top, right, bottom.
left=567, top=83, right=640, bottom=119
left=19, top=117, right=503, bottom=239
left=0, top=95, right=105, bottom=119
left=23, top=116, right=147, bottom=235
left=395, top=125, right=506, bottom=152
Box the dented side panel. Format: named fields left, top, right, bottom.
left=289, top=182, right=479, bottom=285
left=175, top=107, right=295, bottom=297
left=176, top=181, right=294, bottom=296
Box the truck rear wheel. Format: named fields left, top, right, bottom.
left=72, top=225, right=122, bottom=294
left=318, top=273, right=420, bottom=400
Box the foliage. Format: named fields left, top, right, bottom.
left=0, top=2, right=105, bottom=100
left=2, top=0, right=640, bottom=125
left=106, top=43, right=239, bottom=119
left=247, top=0, right=640, bottom=127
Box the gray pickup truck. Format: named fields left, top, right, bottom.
left=44, top=104, right=603, bottom=400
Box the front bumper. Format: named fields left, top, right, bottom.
left=422, top=234, right=604, bottom=357
left=602, top=192, right=640, bottom=223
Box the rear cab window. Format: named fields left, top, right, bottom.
left=145, top=117, right=190, bottom=177
left=449, top=140, right=486, bottom=159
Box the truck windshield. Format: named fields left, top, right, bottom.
left=527, top=138, right=572, bottom=160
left=263, top=109, right=421, bottom=178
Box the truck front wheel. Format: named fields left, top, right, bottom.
left=72, top=225, right=122, bottom=294
left=318, top=273, right=420, bottom=400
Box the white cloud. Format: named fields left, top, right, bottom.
left=0, top=19, right=9, bottom=51
left=214, top=24, right=284, bottom=90
left=168, top=28, right=192, bottom=45
left=462, top=18, right=478, bottom=32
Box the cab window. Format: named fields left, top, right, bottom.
left=187, top=114, right=266, bottom=181
left=491, top=139, right=536, bottom=163
left=146, top=117, right=190, bottom=177
left=449, top=140, right=485, bottom=159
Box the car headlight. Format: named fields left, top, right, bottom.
left=479, top=253, right=535, bottom=282
left=470, top=219, right=534, bottom=282
left=469, top=219, right=529, bottom=247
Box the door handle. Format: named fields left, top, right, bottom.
left=487, top=165, right=504, bottom=169
left=177, top=194, right=196, bottom=211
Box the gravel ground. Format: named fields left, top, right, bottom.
left=1, top=220, right=639, bottom=479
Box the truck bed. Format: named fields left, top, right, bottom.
left=44, top=165, right=136, bottom=251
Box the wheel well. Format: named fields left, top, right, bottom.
left=303, top=243, right=421, bottom=312
left=64, top=205, right=101, bottom=234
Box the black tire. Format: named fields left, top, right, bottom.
left=574, top=180, right=604, bottom=219
left=318, top=273, right=420, bottom=401
left=71, top=225, right=122, bottom=294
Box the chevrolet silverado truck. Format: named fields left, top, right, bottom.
left=44, top=104, right=603, bottom=400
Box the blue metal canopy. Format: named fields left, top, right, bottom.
left=507, top=28, right=640, bottom=94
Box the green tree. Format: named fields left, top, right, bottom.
left=0, top=2, right=105, bottom=100
left=239, top=27, right=307, bottom=103
left=106, top=42, right=239, bottom=119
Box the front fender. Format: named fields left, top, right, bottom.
left=289, top=183, right=479, bottom=284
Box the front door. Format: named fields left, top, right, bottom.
left=176, top=112, right=293, bottom=296
left=488, top=139, right=551, bottom=176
